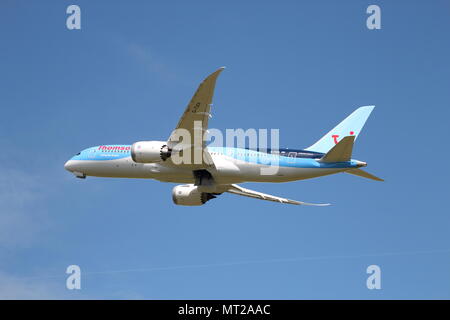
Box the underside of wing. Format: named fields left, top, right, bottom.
left=166, top=67, right=225, bottom=168
left=225, top=184, right=330, bottom=206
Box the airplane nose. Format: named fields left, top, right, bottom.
left=64, top=160, right=75, bottom=172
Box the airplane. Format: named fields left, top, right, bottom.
left=64, top=67, right=383, bottom=206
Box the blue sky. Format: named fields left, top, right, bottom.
left=0, top=0, right=449, bottom=299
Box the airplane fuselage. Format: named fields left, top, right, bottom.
left=64, top=144, right=365, bottom=185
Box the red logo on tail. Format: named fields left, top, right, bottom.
left=332, top=131, right=355, bottom=144
left=332, top=135, right=339, bottom=144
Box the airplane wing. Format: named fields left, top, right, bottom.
left=225, top=184, right=330, bottom=206
left=166, top=67, right=225, bottom=168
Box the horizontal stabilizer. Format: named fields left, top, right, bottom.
left=320, top=136, right=355, bottom=163
left=346, top=168, right=384, bottom=181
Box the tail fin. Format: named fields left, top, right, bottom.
left=306, top=106, right=375, bottom=153
left=346, top=168, right=384, bottom=181
left=320, top=136, right=354, bottom=162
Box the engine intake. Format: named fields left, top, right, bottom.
left=131, top=141, right=171, bottom=163
left=172, top=184, right=217, bottom=206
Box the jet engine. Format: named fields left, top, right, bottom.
left=172, top=184, right=217, bottom=206
left=131, top=141, right=171, bottom=163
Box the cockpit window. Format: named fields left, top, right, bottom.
left=76, top=152, right=81, bottom=155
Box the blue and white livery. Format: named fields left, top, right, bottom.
left=65, top=68, right=383, bottom=206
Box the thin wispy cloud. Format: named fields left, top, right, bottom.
left=21, top=248, right=450, bottom=280
left=127, top=43, right=179, bottom=82
left=0, top=168, right=48, bottom=248
left=0, top=157, right=62, bottom=298
left=0, top=271, right=63, bottom=299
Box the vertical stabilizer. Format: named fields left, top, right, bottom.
left=306, top=106, right=375, bottom=153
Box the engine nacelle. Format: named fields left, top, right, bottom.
left=172, top=184, right=217, bottom=206
left=131, top=141, right=171, bottom=163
